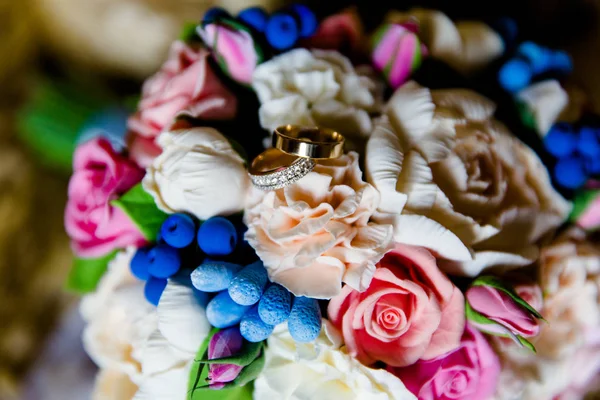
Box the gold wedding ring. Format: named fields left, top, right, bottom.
left=273, top=125, right=345, bottom=159
left=248, top=148, right=316, bottom=191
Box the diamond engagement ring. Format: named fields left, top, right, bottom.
left=248, top=148, right=316, bottom=191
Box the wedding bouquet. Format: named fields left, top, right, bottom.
left=64, top=4, right=600, bottom=400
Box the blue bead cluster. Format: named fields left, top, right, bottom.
left=499, top=42, right=573, bottom=93
left=544, top=123, right=600, bottom=189
left=204, top=5, right=317, bottom=52
left=131, top=214, right=239, bottom=306
left=192, top=260, right=322, bottom=343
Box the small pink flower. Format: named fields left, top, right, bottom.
left=390, top=324, right=501, bottom=400
left=127, top=41, right=237, bottom=166
left=65, top=138, right=146, bottom=258
left=207, top=327, right=244, bottom=389
left=328, top=244, right=465, bottom=367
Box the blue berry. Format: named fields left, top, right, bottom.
left=577, top=127, right=600, bottom=158
left=548, top=51, right=573, bottom=73
left=498, top=59, right=532, bottom=93
left=228, top=261, right=268, bottom=306
left=240, top=306, right=274, bottom=342
left=160, top=214, right=196, bottom=249
left=145, top=277, right=168, bottom=306
left=206, top=291, right=251, bottom=328
left=585, top=156, right=600, bottom=175
left=238, top=7, right=269, bottom=32
left=197, top=217, right=238, bottom=256
left=555, top=156, right=587, bottom=189
left=147, top=244, right=181, bottom=279
left=204, top=7, right=229, bottom=23
left=290, top=5, right=317, bottom=38
left=288, top=297, right=321, bottom=343
left=258, top=284, right=292, bottom=325
left=517, top=42, right=551, bottom=74
left=265, top=12, right=299, bottom=51
left=130, top=248, right=151, bottom=281
left=191, top=260, right=243, bottom=292
left=544, top=123, right=578, bottom=158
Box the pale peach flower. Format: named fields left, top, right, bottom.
left=366, top=82, right=570, bottom=277
left=244, top=152, right=393, bottom=299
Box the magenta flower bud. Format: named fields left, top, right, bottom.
left=207, top=327, right=244, bottom=388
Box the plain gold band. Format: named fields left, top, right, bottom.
left=273, top=125, right=344, bottom=159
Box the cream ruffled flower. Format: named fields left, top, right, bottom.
left=254, top=320, right=416, bottom=400
left=143, top=127, right=249, bottom=221
left=493, top=229, right=600, bottom=400
left=92, top=368, right=139, bottom=400
left=134, top=280, right=211, bottom=400
left=366, top=82, right=570, bottom=276
left=386, top=8, right=504, bottom=74
left=244, top=152, right=393, bottom=299
left=81, top=248, right=157, bottom=387
left=252, top=48, right=381, bottom=141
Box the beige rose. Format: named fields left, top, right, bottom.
left=244, top=152, right=393, bottom=299
left=366, top=82, right=570, bottom=276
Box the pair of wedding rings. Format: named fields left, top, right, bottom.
left=249, top=125, right=345, bottom=191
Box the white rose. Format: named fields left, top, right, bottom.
left=143, top=127, right=249, bottom=221
left=81, top=248, right=157, bottom=386
left=134, top=280, right=211, bottom=400
left=252, top=48, right=381, bottom=143
left=253, top=320, right=416, bottom=400
left=366, top=82, right=571, bottom=276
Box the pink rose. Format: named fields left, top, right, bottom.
left=127, top=41, right=238, bottom=164
left=198, top=21, right=260, bottom=86
left=328, top=244, right=465, bottom=367
left=390, top=324, right=500, bottom=400
left=65, top=138, right=146, bottom=257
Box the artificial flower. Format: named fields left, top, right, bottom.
left=143, top=126, right=250, bottom=221
left=516, top=80, right=568, bottom=136
left=328, top=244, right=465, bottom=367
left=127, top=41, right=238, bottom=166
left=301, top=9, right=363, bottom=54
left=252, top=48, right=381, bottom=139
left=366, top=82, right=571, bottom=276
left=244, top=152, right=393, bottom=299
left=207, top=327, right=244, bottom=389
left=386, top=8, right=504, bottom=74
left=65, top=137, right=146, bottom=258
left=81, top=248, right=157, bottom=385
left=253, top=320, right=417, bottom=400
left=92, top=368, right=139, bottom=400
left=390, top=324, right=501, bottom=400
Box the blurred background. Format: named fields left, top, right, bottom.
left=0, top=0, right=597, bottom=399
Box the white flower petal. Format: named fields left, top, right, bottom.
left=517, top=80, right=568, bottom=137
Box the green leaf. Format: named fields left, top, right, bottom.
left=472, top=276, right=544, bottom=320
left=465, top=301, right=496, bottom=326
left=200, top=341, right=263, bottom=366
left=517, top=335, right=537, bottom=353
left=180, top=22, right=201, bottom=42
left=111, top=183, right=169, bottom=242
left=66, top=251, right=118, bottom=293
left=231, top=351, right=265, bottom=386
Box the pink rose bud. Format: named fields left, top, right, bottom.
left=207, top=327, right=244, bottom=388
left=466, top=276, right=543, bottom=349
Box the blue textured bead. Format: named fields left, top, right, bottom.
left=555, top=157, right=587, bottom=189
left=197, top=217, right=238, bottom=256
left=258, top=284, right=292, bottom=325
left=585, top=156, right=600, bottom=175
left=204, top=7, right=229, bottom=23
left=228, top=261, right=268, bottom=306
left=548, top=51, right=573, bottom=73
left=290, top=5, right=317, bottom=38
left=498, top=59, right=532, bottom=93
left=238, top=7, right=269, bottom=32
left=160, top=214, right=196, bottom=249
left=147, top=244, right=181, bottom=279
left=145, top=277, right=168, bottom=306
left=544, top=123, right=578, bottom=158
left=577, top=127, right=600, bottom=158
left=240, top=306, right=275, bottom=342
left=517, top=42, right=551, bottom=74
left=130, top=248, right=151, bottom=281
left=265, top=13, right=299, bottom=50
left=288, top=297, right=321, bottom=343
left=206, top=291, right=251, bottom=328
left=191, top=260, right=243, bottom=292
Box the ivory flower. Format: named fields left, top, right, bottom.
left=244, top=152, right=393, bottom=299
left=81, top=248, right=158, bottom=385
left=366, top=82, right=570, bottom=276
left=143, top=127, right=249, bottom=221
left=92, top=369, right=139, bottom=400
left=252, top=48, right=381, bottom=140
left=253, top=321, right=416, bottom=400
